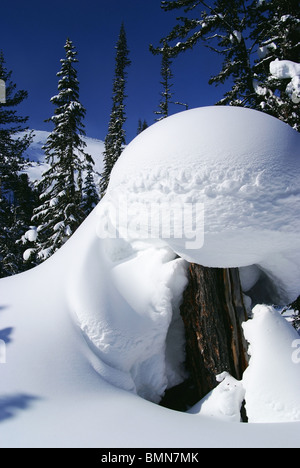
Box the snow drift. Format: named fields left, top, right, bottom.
left=1, top=107, right=300, bottom=447
left=188, top=372, right=245, bottom=423
left=243, top=305, right=300, bottom=423
left=106, top=106, right=300, bottom=304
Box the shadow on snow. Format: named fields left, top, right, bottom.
left=0, top=394, right=41, bottom=423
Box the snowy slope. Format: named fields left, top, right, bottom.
left=1, top=108, right=300, bottom=448
left=0, top=210, right=299, bottom=448
left=20, top=130, right=105, bottom=182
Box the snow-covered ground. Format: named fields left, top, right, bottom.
left=1, top=107, right=300, bottom=448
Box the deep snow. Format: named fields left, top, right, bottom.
left=107, top=106, right=300, bottom=304
left=243, top=305, right=300, bottom=423
left=188, top=372, right=245, bottom=423
left=1, top=107, right=300, bottom=448
left=1, top=210, right=300, bottom=448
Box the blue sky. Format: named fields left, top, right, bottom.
left=1, top=0, right=223, bottom=143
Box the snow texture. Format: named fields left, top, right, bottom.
left=107, top=106, right=300, bottom=304
left=243, top=305, right=300, bottom=423
left=253, top=79, right=267, bottom=96
left=1, top=107, right=300, bottom=447
left=68, top=236, right=189, bottom=403
left=257, top=42, right=277, bottom=60
left=24, top=228, right=38, bottom=243
left=270, top=59, right=300, bottom=104
left=188, top=372, right=245, bottom=423
left=1, top=208, right=300, bottom=448
left=190, top=305, right=300, bottom=425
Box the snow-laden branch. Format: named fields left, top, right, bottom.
left=270, top=59, right=300, bottom=104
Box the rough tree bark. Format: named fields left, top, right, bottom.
left=180, top=264, right=249, bottom=402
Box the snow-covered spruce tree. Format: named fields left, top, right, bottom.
left=0, top=52, right=32, bottom=185
left=249, top=0, right=300, bottom=131
left=29, top=39, right=94, bottom=262
left=159, top=0, right=259, bottom=108
left=0, top=198, right=17, bottom=277
left=0, top=51, right=34, bottom=277
left=160, top=0, right=299, bottom=128
left=81, top=162, right=99, bottom=215
left=100, top=24, right=131, bottom=196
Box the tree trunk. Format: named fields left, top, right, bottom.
left=180, top=264, right=249, bottom=402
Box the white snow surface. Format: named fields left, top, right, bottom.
left=270, top=59, right=300, bottom=104
left=257, top=42, right=277, bottom=60
left=188, top=373, right=245, bottom=423
left=107, top=107, right=300, bottom=303
left=68, top=233, right=189, bottom=403
left=189, top=305, right=300, bottom=425
left=243, top=305, right=300, bottom=423
left=1, top=107, right=300, bottom=447
left=270, top=59, right=300, bottom=80
left=23, top=228, right=38, bottom=243
left=1, top=210, right=300, bottom=448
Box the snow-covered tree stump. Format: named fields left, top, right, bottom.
left=180, top=264, right=249, bottom=401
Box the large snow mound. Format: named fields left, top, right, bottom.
left=67, top=229, right=189, bottom=403
left=106, top=107, right=300, bottom=303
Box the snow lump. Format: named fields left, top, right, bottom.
left=106, top=106, right=300, bottom=304
left=243, top=305, right=300, bottom=423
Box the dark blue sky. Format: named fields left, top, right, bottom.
left=1, top=0, right=223, bottom=143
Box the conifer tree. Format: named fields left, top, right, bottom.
left=0, top=52, right=32, bottom=185
left=137, top=119, right=148, bottom=135
left=29, top=39, right=94, bottom=262
left=152, top=41, right=175, bottom=121
left=159, top=0, right=257, bottom=108
left=0, top=51, right=33, bottom=277
left=81, top=162, right=99, bottom=215
left=0, top=198, right=15, bottom=277
left=150, top=40, right=188, bottom=120
left=250, top=0, right=300, bottom=130
left=159, top=0, right=299, bottom=128
left=100, top=24, right=131, bottom=196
